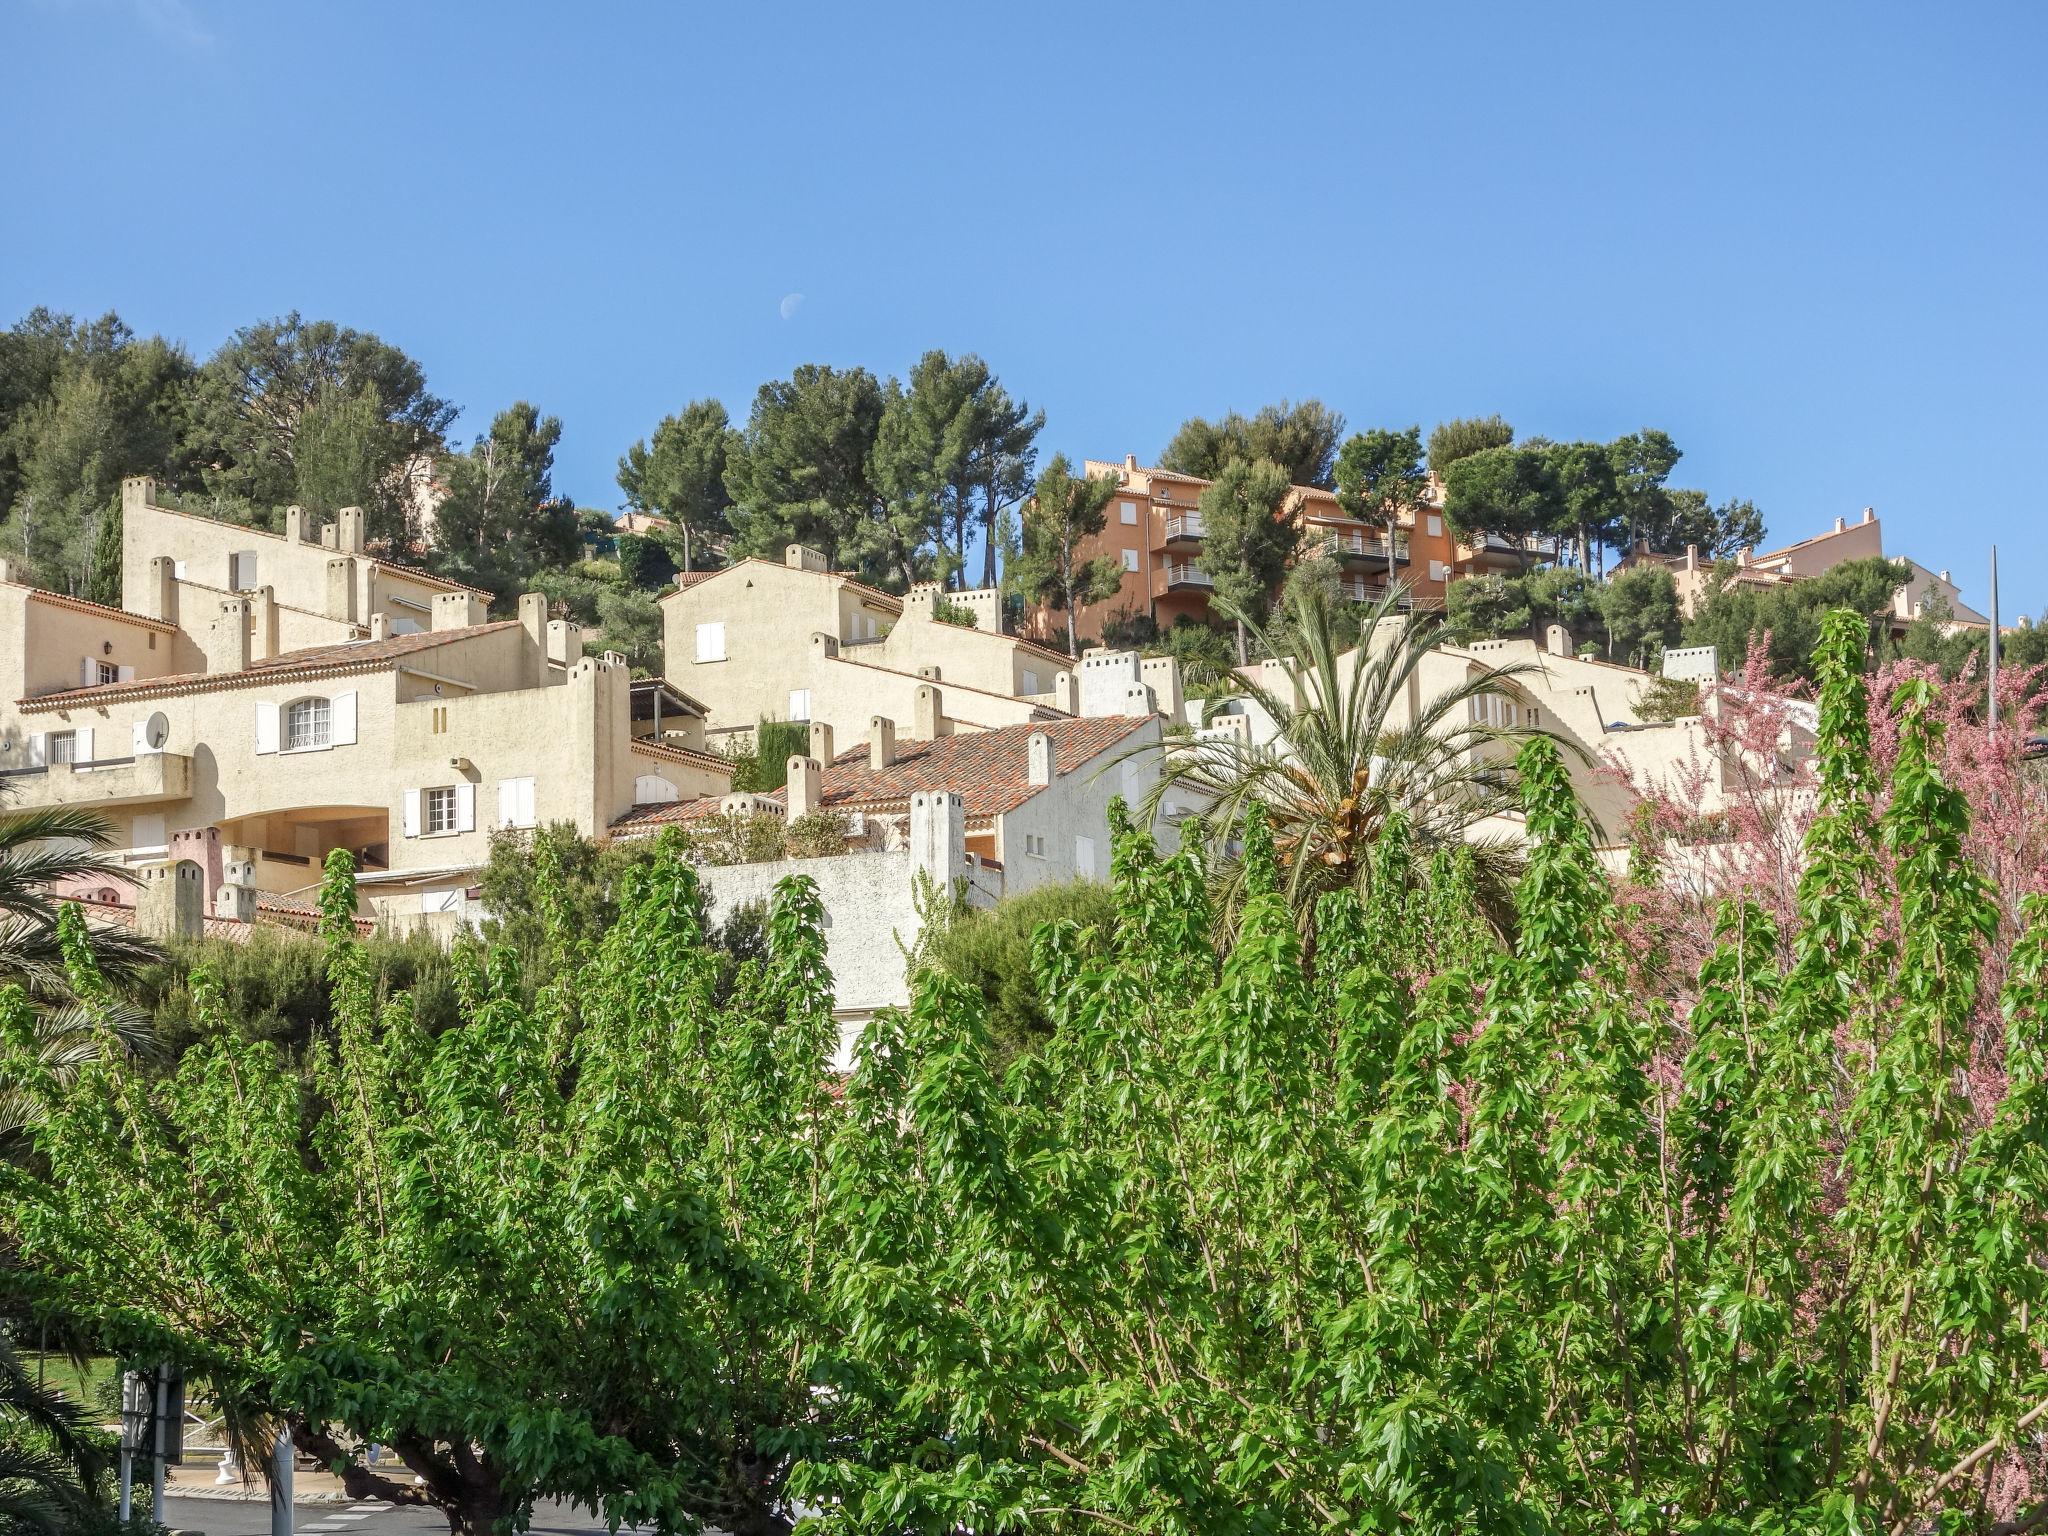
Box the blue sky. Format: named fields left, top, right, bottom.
left=4, top=0, right=2044, bottom=612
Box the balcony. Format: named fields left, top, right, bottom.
left=0, top=752, right=193, bottom=809
left=1339, top=579, right=1412, bottom=610
left=1319, top=528, right=1409, bottom=566
left=1164, top=562, right=1214, bottom=590
left=1163, top=513, right=1206, bottom=547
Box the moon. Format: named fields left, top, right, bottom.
left=779, top=292, right=804, bottom=321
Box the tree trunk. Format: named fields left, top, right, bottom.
left=979, top=478, right=998, bottom=591
left=1235, top=618, right=1248, bottom=666
left=681, top=523, right=692, bottom=574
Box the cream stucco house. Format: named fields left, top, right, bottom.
left=1, top=479, right=731, bottom=938
left=659, top=545, right=1184, bottom=753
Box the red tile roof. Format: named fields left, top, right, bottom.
left=6, top=581, right=179, bottom=633
left=19, top=622, right=521, bottom=710
left=605, top=715, right=1156, bottom=835
left=807, top=715, right=1154, bottom=820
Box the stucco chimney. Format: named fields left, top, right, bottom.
left=145, top=555, right=178, bottom=622
left=134, top=859, right=203, bottom=941
left=1939, top=569, right=1951, bottom=584
left=369, top=612, right=389, bottom=641
left=913, top=684, right=943, bottom=739
left=1685, top=544, right=1698, bottom=572
left=121, top=476, right=154, bottom=514
left=1027, top=730, right=1054, bottom=786
left=1544, top=623, right=1572, bottom=658
left=786, top=755, right=823, bottom=818
left=320, top=524, right=338, bottom=550
left=869, top=716, right=897, bottom=769
left=1861, top=506, right=1875, bottom=524
left=336, top=506, right=366, bottom=554
left=204, top=596, right=252, bottom=673
left=249, top=585, right=278, bottom=660
left=1054, top=670, right=1078, bottom=715
left=1833, top=516, right=1846, bottom=534
left=546, top=618, right=582, bottom=668
left=433, top=591, right=487, bottom=631
left=785, top=544, right=828, bottom=572
left=326, top=558, right=359, bottom=623
left=285, top=506, right=308, bottom=544
left=1736, top=547, right=1752, bottom=568
left=808, top=721, right=835, bottom=765
left=908, top=791, right=965, bottom=893
left=1125, top=453, right=1138, bottom=472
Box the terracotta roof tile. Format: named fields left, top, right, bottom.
left=6, top=581, right=179, bottom=633
left=608, top=795, right=730, bottom=832
left=808, top=715, right=1154, bottom=820
left=19, top=622, right=521, bottom=710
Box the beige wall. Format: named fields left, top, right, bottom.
left=2, top=585, right=180, bottom=716
left=664, top=558, right=1067, bottom=746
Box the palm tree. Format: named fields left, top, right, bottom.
left=0, top=802, right=158, bottom=1145
left=0, top=1334, right=111, bottom=1536
left=1141, top=583, right=1537, bottom=937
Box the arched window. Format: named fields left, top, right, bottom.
left=285, top=696, right=331, bottom=751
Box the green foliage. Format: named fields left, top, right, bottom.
left=1425, top=412, right=1513, bottom=472
left=1630, top=671, right=1702, bottom=721
left=1160, top=399, right=1345, bottom=488
left=1195, top=456, right=1295, bottom=660
left=725, top=719, right=810, bottom=794
left=929, top=594, right=976, bottom=627
left=783, top=811, right=852, bottom=859
left=924, top=878, right=1118, bottom=1060
left=429, top=402, right=580, bottom=603
left=475, top=822, right=662, bottom=979
left=3, top=844, right=847, bottom=1536
left=183, top=311, right=453, bottom=546
left=127, top=926, right=458, bottom=1050
left=0, top=310, right=193, bottom=595
left=1599, top=561, right=1682, bottom=666
left=1014, top=453, right=1123, bottom=657
left=1685, top=553, right=1910, bottom=679
left=1333, top=424, right=1426, bottom=541
left=615, top=398, right=733, bottom=573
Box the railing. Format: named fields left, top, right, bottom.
left=1321, top=530, right=1409, bottom=563
left=1164, top=563, right=1213, bottom=589
left=1164, top=513, right=1206, bottom=543
left=1340, top=580, right=1413, bottom=609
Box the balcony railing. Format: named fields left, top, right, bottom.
left=1340, top=580, right=1412, bottom=609
left=1164, top=562, right=1214, bottom=590
left=1163, top=513, right=1206, bottom=544
left=1320, top=529, right=1409, bottom=564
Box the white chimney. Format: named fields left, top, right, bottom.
left=1027, top=731, right=1053, bottom=786
left=869, top=716, right=897, bottom=769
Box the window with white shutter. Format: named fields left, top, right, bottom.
left=402, top=789, right=422, bottom=838
left=1429, top=559, right=1446, bottom=582
left=1120, top=501, right=1137, bottom=525
left=695, top=622, right=725, bottom=662
left=332, top=690, right=357, bottom=746
left=46, top=731, right=77, bottom=765
left=231, top=551, right=259, bottom=591
left=452, top=783, right=475, bottom=833
left=1122, top=549, right=1139, bottom=573
left=73, top=728, right=92, bottom=765
left=788, top=689, right=811, bottom=721
left=1426, top=514, right=1442, bottom=537
left=116, top=665, right=135, bottom=682
left=497, top=777, right=537, bottom=828
left=26, top=734, right=46, bottom=768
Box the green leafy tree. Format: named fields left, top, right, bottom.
left=615, top=398, right=734, bottom=573
left=1655, top=487, right=1766, bottom=558
left=1015, top=454, right=1123, bottom=657
left=429, top=403, right=580, bottom=603
left=723, top=364, right=891, bottom=581
left=1, top=312, right=192, bottom=595
left=4, top=845, right=846, bottom=1536
left=1605, top=427, right=1683, bottom=552
left=183, top=312, right=454, bottom=544
left=1541, top=438, right=1619, bottom=570
left=800, top=610, right=2048, bottom=1533
left=1685, top=554, right=1909, bottom=680
left=1444, top=569, right=1533, bottom=643
left=1599, top=562, right=1681, bottom=666
left=1195, top=456, right=1296, bottom=661
left=1333, top=425, right=1427, bottom=569
left=292, top=382, right=388, bottom=519
left=1439, top=442, right=1554, bottom=568
left=1161, top=400, right=1346, bottom=489
left=926, top=878, right=1118, bottom=1061
left=1425, top=412, right=1513, bottom=473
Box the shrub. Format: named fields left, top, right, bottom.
left=925, top=877, right=1118, bottom=1059
left=784, top=811, right=852, bottom=859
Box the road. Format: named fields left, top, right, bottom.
left=163, top=1495, right=646, bottom=1536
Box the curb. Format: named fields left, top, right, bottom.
left=163, top=1486, right=354, bottom=1506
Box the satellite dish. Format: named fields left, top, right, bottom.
left=143, top=711, right=170, bottom=751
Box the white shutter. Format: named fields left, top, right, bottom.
left=695, top=622, right=725, bottom=662
left=80, top=657, right=93, bottom=686
left=1075, top=835, right=1096, bottom=878
left=255, top=700, right=280, bottom=754
left=453, top=783, right=475, bottom=833
left=27, top=733, right=46, bottom=767
left=116, top=665, right=135, bottom=682
left=133, top=719, right=151, bottom=754
left=131, top=814, right=166, bottom=853
left=332, top=690, right=357, bottom=745
left=788, top=689, right=811, bottom=721
left=402, top=789, right=421, bottom=838
left=517, top=777, right=535, bottom=827
left=498, top=779, right=519, bottom=829
left=74, top=727, right=92, bottom=765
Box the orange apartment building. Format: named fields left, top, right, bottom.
left=1039, top=455, right=1514, bottom=643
